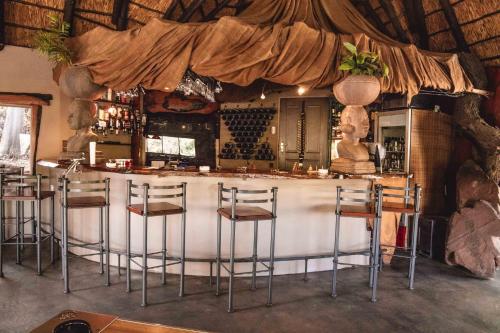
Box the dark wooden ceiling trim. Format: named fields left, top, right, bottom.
left=74, top=13, right=114, bottom=29
left=205, top=0, right=230, bottom=21
left=7, top=0, right=63, bottom=13
left=425, top=0, right=464, bottom=17
left=438, top=0, right=469, bottom=52
left=0, top=0, right=5, bottom=51
left=129, top=1, right=164, bottom=15
left=379, top=0, right=409, bottom=43
left=179, top=0, right=205, bottom=23
left=163, top=0, right=180, bottom=20
left=5, top=22, right=50, bottom=32
left=63, top=0, right=76, bottom=36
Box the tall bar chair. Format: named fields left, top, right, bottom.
left=59, top=176, right=110, bottom=293
left=0, top=173, right=55, bottom=276
left=380, top=183, right=422, bottom=289
left=125, top=180, right=187, bottom=307
left=332, top=184, right=383, bottom=303
left=215, top=183, right=278, bottom=313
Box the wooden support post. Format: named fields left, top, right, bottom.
left=379, top=0, right=409, bottom=43
left=438, top=0, right=470, bottom=52
left=1, top=0, right=6, bottom=49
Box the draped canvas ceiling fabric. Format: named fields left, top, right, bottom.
left=68, top=0, right=474, bottom=100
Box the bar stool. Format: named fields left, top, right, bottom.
left=215, top=183, right=278, bottom=313
left=332, top=184, right=383, bottom=303
left=0, top=173, right=55, bottom=276
left=59, top=176, right=110, bottom=293
left=125, top=180, right=187, bottom=307
left=380, top=183, right=422, bottom=289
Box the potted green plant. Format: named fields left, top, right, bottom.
left=33, top=14, right=103, bottom=100
left=333, top=42, right=389, bottom=106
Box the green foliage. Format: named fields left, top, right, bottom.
left=338, top=42, right=389, bottom=78
left=32, top=14, right=73, bottom=65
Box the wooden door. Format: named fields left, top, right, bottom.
left=279, top=98, right=330, bottom=170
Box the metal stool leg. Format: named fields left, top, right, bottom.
left=141, top=215, right=148, bottom=307
left=105, top=204, right=110, bottom=286
left=331, top=213, right=341, bottom=298
left=126, top=210, right=131, bottom=293
left=99, top=208, right=104, bottom=275
left=267, top=217, right=276, bottom=307
left=179, top=211, right=186, bottom=297
left=251, top=219, right=258, bottom=290
left=215, top=213, right=222, bottom=296
left=369, top=228, right=374, bottom=288
left=0, top=199, right=3, bottom=277
left=227, top=219, right=236, bottom=313
left=20, top=202, right=24, bottom=250
left=31, top=201, right=35, bottom=243
left=50, top=196, right=55, bottom=264
left=15, top=201, right=21, bottom=264
left=36, top=199, right=42, bottom=275
left=63, top=204, right=70, bottom=293
left=161, top=216, right=167, bottom=285
left=371, top=216, right=381, bottom=303
left=1, top=201, right=4, bottom=243
left=409, top=213, right=420, bottom=290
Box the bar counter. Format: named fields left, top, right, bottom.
left=37, top=160, right=403, bottom=277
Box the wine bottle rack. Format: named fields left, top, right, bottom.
left=219, top=107, right=276, bottom=160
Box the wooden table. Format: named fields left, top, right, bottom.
left=31, top=310, right=205, bottom=333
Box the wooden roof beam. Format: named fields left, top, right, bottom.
left=354, top=1, right=391, bottom=37
left=438, top=0, right=470, bottom=52
left=402, top=0, right=428, bottom=49
left=0, top=0, right=5, bottom=51
left=63, top=0, right=76, bottom=36
left=379, top=0, right=409, bottom=43
left=112, top=0, right=130, bottom=30
left=179, top=0, right=206, bottom=23
left=205, top=0, right=230, bottom=21
left=163, top=0, right=179, bottom=20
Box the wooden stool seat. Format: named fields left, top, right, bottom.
left=339, top=204, right=375, bottom=218
left=127, top=202, right=184, bottom=217
left=217, top=206, right=273, bottom=221
left=2, top=190, right=55, bottom=201
left=66, top=196, right=107, bottom=208
left=382, top=202, right=415, bottom=214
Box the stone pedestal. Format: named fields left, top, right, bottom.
left=330, top=157, right=375, bottom=174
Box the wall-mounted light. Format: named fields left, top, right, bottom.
left=260, top=82, right=267, bottom=100
left=297, top=86, right=307, bottom=95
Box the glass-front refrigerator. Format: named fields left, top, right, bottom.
left=373, top=109, right=412, bottom=174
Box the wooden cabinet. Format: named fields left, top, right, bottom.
left=279, top=98, right=330, bottom=170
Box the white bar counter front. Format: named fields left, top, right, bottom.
left=38, top=162, right=373, bottom=277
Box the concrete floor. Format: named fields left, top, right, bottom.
left=0, top=246, right=499, bottom=333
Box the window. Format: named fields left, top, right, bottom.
left=146, top=136, right=196, bottom=157
left=0, top=105, right=32, bottom=171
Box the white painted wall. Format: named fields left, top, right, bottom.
left=0, top=45, right=72, bottom=162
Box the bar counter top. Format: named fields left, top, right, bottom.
left=37, top=160, right=407, bottom=180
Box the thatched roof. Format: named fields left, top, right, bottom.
left=1, top=0, right=498, bottom=67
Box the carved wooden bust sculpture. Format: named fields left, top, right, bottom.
left=66, top=99, right=98, bottom=152
left=331, top=106, right=375, bottom=174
